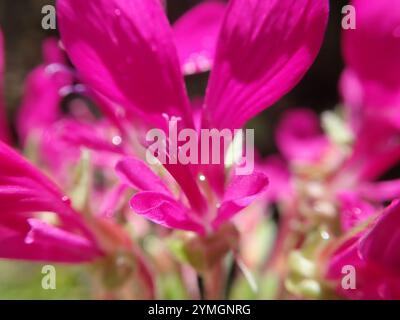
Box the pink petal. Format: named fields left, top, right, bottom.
left=57, top=0, right=194, bottom=129
left=42, top=37, right=66, bottom=65
left=258, top=155, right=291, bottom=202
left=173, top=0, right=226, bottom=75
left=341, top=69, right=400, bottom=129
left=0, top=215, right=100, bottom=263
left=341, top=0, right=400, bottom=133
left=0, top=29, right=10, bottom=144
left=347, top=116, right=400, bottom=181
left=276, top=108, right=329, bottom=163
left=213, top=171, right=269, bottom=229
left=326, top=234, right=362, bottom=279
left=203, top=0, right=329, bottom=129
left=338, top=192, right=376, bottom=232
left=359, top=200, right=400, bottom=271
left=359, top=179, right=400, bottom=202
left=98, top=184, right=127, bottom=218
left=116, top=157, right=171, bottom=195
left=327, top=201, right=400, bottom=299
left=52, top=118, right=126, bottom=156
left=0, top=141, right=101, bottom=261
left=0, top=142, right=71, bottom=215
left=163, top=161, right=208, bottom=215
left=130, top=191, right=205, bottom=234
left=17, top=48, right=72, bottom=144
left=38, top=118, right=125, bottom=179
left=17, top=66, right=61, bottom=142
left=343, top=0, right=400, bottom=91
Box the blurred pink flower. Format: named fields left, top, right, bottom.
left=172, top=0, right=226, bottom=75
left=0, top=141, right=102, bottom=263
left=327, top=200, right=400, bottom=299
left=335, top=1, right=400, bottom=216
left=340, top=0, right=400, bottom=131
left=17, top=38, right=73, bottom=144
left=258, top=108, right=329, bottom=204
left=276, top=108, right=330, bottom=164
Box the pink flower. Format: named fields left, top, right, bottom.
left=116, top=157, right=269, bottom=235
left=56, top=0, right=328, bottom=234
left=340, top=0, right=400, bottom=131
left=0, top=141, right=102, bottom=263
left=326, top=200, right=400, bottom=299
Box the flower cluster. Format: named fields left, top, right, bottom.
left=0, top=0, right=399, bottom=300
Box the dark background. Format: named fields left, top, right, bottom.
left=0, top=0, right=348, bottom=155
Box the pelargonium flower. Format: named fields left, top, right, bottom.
left=56, top=0, right=329, bottom=235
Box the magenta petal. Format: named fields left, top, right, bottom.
left=0, top=141, right=101, bottom=261
left=203, top=0, right=329, bottom=129
left=258, top=155, right=291, bottom=202
left=213, top=171, right=269, bottom=229
left=57, top=0, right=194, bottom=129
left=42, top=37, right=66, bottom=65
left=359, top=179, right=400, bottom=202
left=0, top=141, right=72, bottom=215
left=116, top=157, right=171, bottom=195
left=347, top=116, right=400, bottom=181
left=341, top=68, right=400, bottom=128
left=17, top=37, right=72, bottom=143
left=338, top=192, right=376, bottom=232
left=326, top=235, right=362, bottom=279
left=343, top=0, right=400, bottom=91
left=173, top=0, right=226, bottom=75
left=0, top=29, right=10, bottom=144
left=17, top=65, right=72, bottom=143
left=0, top=216, right=100, bottom=263
left=52, top=119, right=125, bottom=155
left=359, top=201, right=400, bottom=271
left=98, top=184, right=127, bottom=218
left=276, top=108, right=329, bottom=163
left=341, top=0, right=400, bottom=130
left=130, top=191, right=204, bottom=234
left=327, top=229, right=400, bottom=300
